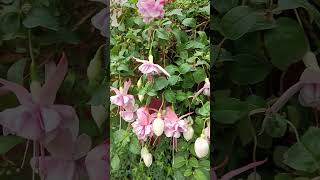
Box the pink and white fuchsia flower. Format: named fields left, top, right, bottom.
left=163, top=107, right=192, bottom=138
left=132, top=107, right=156, bottom=141
left=137, top=0, right=165, bottom=23
left=0, top=53, right=78, bottom=142
left=110, top=80, right=136, bottom=122
left=133, top=55, right=171, bottom=77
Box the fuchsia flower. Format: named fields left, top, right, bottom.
left=110, top=80, right=136, bottom=122
left=132, top=107, right=156, bottom=141
left=30, top=129, right=91, bottom=180
left=194, top=78, right=210, bottom=98
left=133, top=55, right=171, bottom=77
left=137, top=0, right=165, bottom=23
left=85, top=143, right=108, bottom=180
left=0, top=54, right=78, bottom=142
left=163, top=107, right=192, bottom=138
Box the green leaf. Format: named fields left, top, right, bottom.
left=0, top=12, right=20, bottom=35
left=156, top=28, right=169, bottom=40
left=173, top=156, right=186, bottom=168
left=194, top=169, right=209, bottom=180
left=7, top=58, right=27, bottom=84
left=213, top=0, right=240, bottom=14
left=129, top=136, right=141, bottom=155
left=88, top=85, right=107, bottom=106
left=193, top=68, right=207, bottom=83
left=265, top=114, right=287, bottom=138
left=275, top=173, right=293, bottom=180
left=184, top=169, right=193, bottom=177
left=111, top=154, right=121, bottom=170
left=229, top=54, right=271, bottom=85
left=197, top=102, right=210, bottom=116
left=220, top=6, right=259, bottom=40
left=164, top=90, right=176, bottom=103
left=189, top=157, right=199, bottom=167
left=0, top=136, right=24, bottom=155
left=153, top=77, right=169, bottom=91
left=182, top=18, right=196, bottom=28
left=213, top=98, right=249, bottom=124
left=168, top=75, right=180, bottom=85
left=179, top=63, right=192, bottom=74
left=264, top=17, right=308, bottom=70
left=283, top=127, right=320, bottom=172
left=167, top=9, right=183, bottom=16
left=23, top=7, right=59, bottom=30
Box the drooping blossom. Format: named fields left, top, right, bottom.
left=133, top=55, right=171, bottom=77
left=85, top=143, right=108, bottom=180
left=110, top=80, right=136, bottom=122
left=0, top=53, right=78, bottom=142
left=137, top=0, right=165, bottom=23
left=90, top=0, right=108, bottom=36
left=163, top=107, right=192, bottom=138
left=30, top=130, right=91, bottom=180
left=194, top=78, right=210, bottom=99
left=131, top=107, right=156, bottom=141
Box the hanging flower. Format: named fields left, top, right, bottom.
left=131, top=107, right=156, bottom=141
left=0, top=53, right=78, bottom=142
left=31, top=129, right=92, bottom=180
left=133, top=55, right=171, bottom=77
left=163, top=107, right=192, bottom=138
left=110, top=80, right=136, bottom=122
left=137, top=0, right=165, bottom=23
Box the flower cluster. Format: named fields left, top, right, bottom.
left=111, top=54, right=211, bottom=167
left=137, top=0, right=167, bottom=23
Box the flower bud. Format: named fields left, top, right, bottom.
left=303, top=51, right=320, bottom=71
left=153, top=114, right=164, bottom=136
left=30, top=80, right=41, bottom=103
left=148, top=55, right=153, bottom=63
left=90, top=105, right=107, bottom=128
left=194, top=135, right=209, bottom=158
left=143, top=153, right=153, bottom=167
left=183, top=126, right=194, bottom=141
left=138, top=94, right=144, bottom=102
left=137, top=77, right=142, bottom=88
left=141, top=147, right=149, bottom=157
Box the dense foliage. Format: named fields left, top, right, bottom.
left=110, top=0, right=210, bottom=179
left=213, top=0, right=320, bottom=179
left=0, top=0, right=107, bottom=179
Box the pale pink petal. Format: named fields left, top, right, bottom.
left=40, top=107, right=62, bottom=133
left=43, top=129, right=74, bottom=159
left=30, top=156, right=76, bottom=180
left=155, top=64, right=171, bottom=77
left=0, top=105, right=42, bottom=140
left=0, top=78, right=32, bottom=105
left=123, top=80, right=132, bottom=94
left=39, top=53, right=68, bottom=105
left=120, top=110, right=135, bottom=122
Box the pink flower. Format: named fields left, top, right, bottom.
left=194, top=78, right=210, bottom=99
left=163, top=107, right=192, bottom=138
left=137, top=0, right=165, bottom=23
left=133, top=56, right=171, bottom=77
left=0, top=53, right=78, bottom=142
left=30, top=130, right=91, bottom=180
left=110, top=80, right=136, bottom=122
left=132, top=107, right=156, bottom=141
left=85, top=143, right=108, bottom=180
